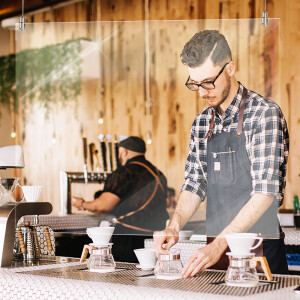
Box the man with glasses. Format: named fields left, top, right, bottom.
left=154, top=30, right=289, bottom=276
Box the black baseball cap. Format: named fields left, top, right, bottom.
left=118, top=136, right=146, bottom=153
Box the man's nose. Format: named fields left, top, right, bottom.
left=197, top=86, right=209, bottom=97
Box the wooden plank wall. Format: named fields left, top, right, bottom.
left=13, top=0, right=300, bottom=214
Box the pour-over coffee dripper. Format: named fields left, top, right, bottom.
left=80, top=226, right=116, bottom=273
left=0, top=178, right=21, bottom=206
left=21, top=186, right=43, bottom=202
left=224, top=233, right=273, bottom=287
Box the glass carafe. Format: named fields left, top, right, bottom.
left=225, top=253, right=258, bottom=287
left=81, top=244, right=116, bottom=273
left=225, top=253, right=273, bottom=287
left=155, top=248, right=183, bottom=280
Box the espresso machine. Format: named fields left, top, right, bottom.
left=0, top=145, right=53, bottom=267
left=60, top=134, right=124, bottom=214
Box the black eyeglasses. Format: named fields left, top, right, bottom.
left=185, top=62, right=229, bottom=91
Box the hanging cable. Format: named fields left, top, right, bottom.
left=19, top=0, right=26, bottom=31
left=261, top=0, right=268, bottom=27
left=145, top=0, right=152, bottom=145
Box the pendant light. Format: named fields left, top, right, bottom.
left=19, top=0, right=26, bottom=31
left=11, top=126, right=16, bottom=138
left=261, top=0, right=268, bottom=27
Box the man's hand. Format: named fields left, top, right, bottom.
left=72, top=196, right=85, bottom=210
left=154, top=228, right=179, bottom=251
left=182, top=238, right=227, bottom=278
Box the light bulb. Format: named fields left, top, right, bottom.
left=146, top=131, right=152, bottom=145
left=98, top=111, right=104, bottom=124
left=11, top=131, right=16, bottom=138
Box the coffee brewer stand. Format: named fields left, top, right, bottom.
left=224, top=233, right=273, bottom=287
left=80, top=227, right=116, bottom=273
left=0, top=145, right=53, bottom=267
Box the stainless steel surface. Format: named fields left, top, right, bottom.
left=15, top=224, right=55, bottom=259
left=11, top=256, right=80, bottom=268
left=34, top=215, right=39, bottom=225
left=24, top=226, right=35, bottom=260
left=18, top=262, right=300, bottom=297
left=0, top=202, right=52, bottom=267
left=16, top=224, right=44, bottom=261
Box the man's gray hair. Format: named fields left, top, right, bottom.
left=181, top=30, right=232, bottom=68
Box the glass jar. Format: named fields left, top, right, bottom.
left=87, top=244, right=116, bottom=273
left=225, top=253, right=259, bottom=287
left=155, top=248, right=183, bottom=280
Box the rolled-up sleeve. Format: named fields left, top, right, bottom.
left=250, top=105, right=289, bottom=204
left=181, top=119, right=207, bottom=202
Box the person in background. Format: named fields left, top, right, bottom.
left=167, top=187, right=176, bottom=209
left=93, top=190, right=103, bottom=200
left=154, top=30, right=289, bottom=277
left=73, top=136, right=169, bottom=263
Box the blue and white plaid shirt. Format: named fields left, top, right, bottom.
left=181, top=83, right=289, bottom=205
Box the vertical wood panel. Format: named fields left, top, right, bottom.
left=12, top=0, right=299, bottom=213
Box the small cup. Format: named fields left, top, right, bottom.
left=178, top=230, right=194, bottom=241
left=225, top=233, right=263, bottom=255
left=134, top=248, right=157, bottom=269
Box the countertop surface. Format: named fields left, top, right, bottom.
left=1, top=257, right=300, bottom=300
left=22, top=215, right=300, bottom=245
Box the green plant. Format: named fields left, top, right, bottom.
left=0, top=38, right=85, bottom=118
left=0, top=54, right=16, bottom=117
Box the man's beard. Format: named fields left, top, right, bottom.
left=203, top=74, right=231, bottom=108
left=219, top=74, right=231, bottom=106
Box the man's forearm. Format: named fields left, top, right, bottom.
left=169, top=190, right=201, bottom=231
left=82, top=200, right=98, bottom=212
left=214, top=193, right=274, bottom=250
left=82, top=192, right=120, bottom=213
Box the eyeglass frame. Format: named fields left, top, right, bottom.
left=185, top=62, right=229, bottom=91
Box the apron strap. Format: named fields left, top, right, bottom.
left=201, top=111, right=215, bottom=142
left=237, top=87, right=248, bottom=137
left=129, top=161, right=165, bottom=193
left=113, top=161, right=164, bottom=233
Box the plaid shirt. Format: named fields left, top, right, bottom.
left=181, top=83, right=289, bottom=205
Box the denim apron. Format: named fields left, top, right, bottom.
left=206, top=87, right=288, bottom=274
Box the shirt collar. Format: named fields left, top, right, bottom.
left=125, top=155, right=145, bottom=166
left=214, top=82, right=244, bottom=120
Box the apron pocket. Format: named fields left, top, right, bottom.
left=211, top=150, right=237, bottom=185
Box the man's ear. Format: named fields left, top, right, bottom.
left=227, top=61, right=235, bottom=76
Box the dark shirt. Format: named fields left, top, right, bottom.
left=103, top=155, right=169, bottom=235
